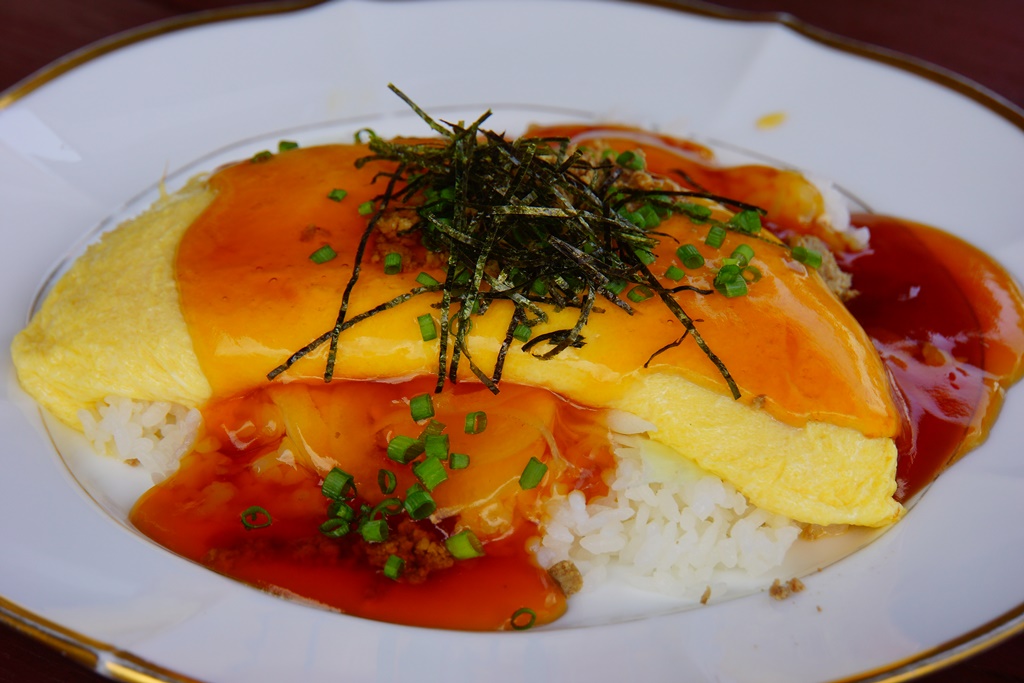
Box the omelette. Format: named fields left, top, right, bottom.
left=12, top=140, right=902, bottom=528
left=15, top=93, right=1024, bottom=629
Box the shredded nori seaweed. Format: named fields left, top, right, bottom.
left=269, top=85, right=761, bottom=398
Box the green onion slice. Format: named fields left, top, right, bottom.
left=676, top=244, right=705, bottom=269
left=383, top=554, right=404, bottom=580
left=417, top=314, right=438, bottom=341
left=321, top=468, right=356, bottom=500
left=278, top=140, right=299, bottom=152
left=359, top=518, right=388, bottom=543
left=369, top=497, right=404, bottom=518
left=518, top=457, right=548, bottom=490
left=415, top=272, right=440, bottom=287
left=319, top=518, right=350, bottom=538
left=413, top=456, right=448, bottom=491
left=403, top=486, right=437, bottom=520
left=410, top=393, right=435, bottom=422
left=424, top=433, right=449, bottom=460
left=510, top=607, right=537, bottom=630
left=327, top=499, right=355, bottom=521
left=240, top=505, right=272, bottom=530
left=513, top=323, right=532, bottom=342
left=729, top=209, right=762, bottom=233
left=791, top=245, right=823, bottom=269
left=627, top=285, right=653, bottom=303
left=445, top=529, right=485, bottom=559
left=250, top=150, right=273, bottom=163
left=705, top=225, right=727, bottom=248
left=378, top=469, right=397, bottom=495
left=716, top=277, right=748, bottom=298
left=383, top=252, right=402, bottom=275
left=327, top=188, right=348, bottom=202
left=664, top=265, right=685, bottom=281
left=387, top=435, right=425, bottom=464
left=464, top=411, right=488, bottom=434
left=449, top=452, right=470, bottom=470
left=730, top=244, right=755, bottom=268
left=309, top=244, right=337, bottom=264
left=357, top=200, right=375, bottom=216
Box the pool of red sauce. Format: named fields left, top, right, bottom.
left=130, top=128, right=1024, bottom=631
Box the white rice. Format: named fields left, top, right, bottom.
left=534, top=411, right=801, bottom=600
left=81, top=398, right=800, bottom=598
left=78, top=396, right=201, bottom=481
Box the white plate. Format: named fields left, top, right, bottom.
left=2, top=1, right=1024, bottom=682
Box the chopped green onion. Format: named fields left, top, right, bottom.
left=445, top=529, right=485, bottom=559
left=676, top=244, right=705, bottom=269
left=513, top=323, right=532, bottom=342
left=278, top=140, right=299, bottom=152
left=742, top=265, right=763, bottom=283
left=359, top=518, right=388, bottom=543
left=464, top=411, right=488, bottom=434
left=664, top=265, right=686, bottom=281
left=627, top=285, right=653, bottom=303
left=319, top=518, right=350, bottom=538
left=418, top=419, right=446, bottom=438
left=603, top=280, right=626, bottom=296
left=327, top=188, right=348, bottom=202
left=403, top=485, right=436, bottom=520
left=321, top=468, right=356, bottom=500
left=415, top=272, right=440, bottom=287
left=309, top=244, right=337, bottom=264
left=327, top=499, right=355, bottom=521
left=634, top=249, right=657, bottom=265
left=679, top=202, right=713, bottom=222
left=387, top=435, right=424, bottom=464
left=357, top=200, right=375, bottom=216
left=378, top=469, right=397, bottom=495
left=791, top=245, right=823, bottom=269
left=383, top=554, right=404, bottom=580
left=449, top=452, right=470, bottom=470
left=530, top=279, right=548, bottom=296
left=417, top=314, right=438, bottom=341
left=383, top=252, right=403, bottom=275
left=250, top=150, right=273, bottom=163
left=716, top=277, right=748, bottom=298
left=705, top=225, right=727, bottom=248
left=729, top=210, right=762, bottom=233
left=730, top=244, right=755, bottom=268
left=410, top=393, right=435, bottom=422
left=413, top=456, right=448, bottom=491
left=637, top=204, right=661, bottom=228
left=615, top=150, right=645, bottom=171
left=510, top=607, right=537, bottom=630
left=240, top=505, right=272, bottom=530
left=518, top=457, right=548, bottom=490
left=424, top=433, right=449, bottom=460
left=716, top=263, right=743, bottom=283
left=369, top=497, right=403, bottom=518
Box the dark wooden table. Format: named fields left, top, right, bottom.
left=1, top=1, right=1022, bottom=681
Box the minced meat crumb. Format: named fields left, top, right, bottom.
left=769, top=577, right=806, bottom=600
left=355, top=517, right=454, bottom=583
left=789, top=235, right=856, bottom=301
left=547, top=560, right=583, bottom=596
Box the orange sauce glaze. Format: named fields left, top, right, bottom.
left=531, top=125, right=1024, bottom=500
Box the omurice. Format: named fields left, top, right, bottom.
left=11, top=92, right=1024, bottom=629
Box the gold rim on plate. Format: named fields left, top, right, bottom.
left=2, top=1, right=1022, bottom=682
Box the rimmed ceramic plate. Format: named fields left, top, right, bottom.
left=2, top=1, right=1023, bottom=682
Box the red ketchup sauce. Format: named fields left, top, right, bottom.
left=132, top=379, right=612, bottom=630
